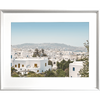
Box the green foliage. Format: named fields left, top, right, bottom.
left=32, top=53, right=37, bottom=57
left=27, top=71, right=44, bottom=77
left=45, top=70, right=57, bottom=77
left=79, top=40, right=89, bottom=77
left=84, top=40, right=89, bottom=52
left=32, top=48, right=40, bottom=57
left=56, top=69, right=66, bottom=77
left=57, top=59, right=73, bottom=71
left=76, top=57, right=88, bottom=61
left=41, top=49, right=44, bottom=54
left=42, top=53, right=47, bottom=56
left=12, top=74, right=20, bottom=77
left=11, top=67, right=21, bottom=77
left=65, top=68, right=69, bottom=77
left=32, top=48, right=47, bottom=57
left=44, top=69, right=66, bottom=77
left=11, top=67, right=17, bottom=74
left=57, top=59, right=73, bottom=77
left=79, top=59, right=89, bottom=77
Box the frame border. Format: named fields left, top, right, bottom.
left=0, top=6, right=100, bottom=94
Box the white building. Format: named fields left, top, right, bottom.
left=12, top=57, right=51, bottom=75
left=69, top=61, right=84, bottom=77
left=49, top=58, right=58, bottom=70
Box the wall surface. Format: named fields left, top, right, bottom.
left=69, top=62, right=83, bottom=77
left=13, top=59, right=51, bottom=73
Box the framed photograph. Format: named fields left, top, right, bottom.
left=0, top=10, right=99, bottom=90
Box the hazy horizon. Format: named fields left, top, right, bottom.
left=12, top=42, right=85, bottom=47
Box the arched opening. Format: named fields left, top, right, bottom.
left=73, top=67, right=75, bottom=71
left=34, top=64, right=37, bottom=68
left=18, top=64, right=20, bottom=68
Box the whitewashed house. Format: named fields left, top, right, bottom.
left=49, top=58, right=58, bottom=70
left=12, top=57, right=51, bottom=75
left=69, top=61, right=84, bottom=77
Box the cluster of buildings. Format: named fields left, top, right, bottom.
left=11, top=47, right=86, bottom=77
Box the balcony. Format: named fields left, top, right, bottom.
left=25, top=65, right=40, bottom=69
left=33, top=66, right=40, bottom=68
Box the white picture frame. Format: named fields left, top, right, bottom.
left=0, top=10, right=99, bottom=91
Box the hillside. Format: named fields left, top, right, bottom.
left=12, top=43, right=86, bottom=52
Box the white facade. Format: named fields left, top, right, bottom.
left=69, top=61, right=84, bottom=77
left=49, top=58, right=58, bottom=70
left=12, top=57, right=51, bottom=75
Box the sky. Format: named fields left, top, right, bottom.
left=11, top=22, right=89, bottom=47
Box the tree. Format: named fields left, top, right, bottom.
left=65, top=67, right=69, bottom=77
left=42, top=53, right=47, bottom=56
left=57, top=61, right=60, bottom=69
left=32, top=48, right=48, bottom=57
left=45, top=70, right=57, bottom=77
left=57, top=59, right=73, bottom=71
left=32, top=48, right=40, bottom=57
left=35, top=48, right=40, bottom=57
left=79, top=59, right=89, bottom=77
left=76, top=57, right=88, bottom=61
left=56, top=69, right=66, bottom=77
left=41, top=49, right=47, bottom=57
left=79, top=40, right=89, bottom=77
left=84, top=40, right=89, bottom=52
left=41, top=49, right=44, bottom=54
left=11, top=67, right=17, bottom=74
left=32, top=53, right=36, bottom=57
left=11, top=67, right=20, bottom=77
left=27, top=71, right=44, bottom=77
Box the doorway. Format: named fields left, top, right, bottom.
left=18, top=64, right=20, bottom=68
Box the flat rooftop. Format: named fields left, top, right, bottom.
left=69, top=61, right=84, bottom=65
left=14, top=57, right=48, bottom=61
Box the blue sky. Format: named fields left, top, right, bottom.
left=11, top=22, right=89, bottom=47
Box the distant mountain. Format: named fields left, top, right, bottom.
left=12, top=43, right=86, bottom=52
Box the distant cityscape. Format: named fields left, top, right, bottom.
left=11, top=43, right=88, bottom=77
left=11, top=22, right=89, bottom=77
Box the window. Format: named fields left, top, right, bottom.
left=15, top=65, right=17, bottom=67
left=73, top=67, right=75, bottom=71
left=11, top=63, right=12, bottom=67
left=22, top=65, right=24, bottom=67
left=34, top=64, right=37, bottom=67
left=37, top=70, right=39, bottom=72
left=18, top=64, right=20, bottom=68
left=11, top=55, right=12, bottom=59
left=45, top=63, right=47, bottom=66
